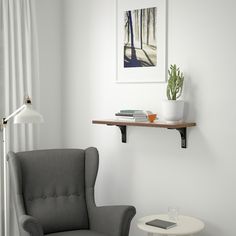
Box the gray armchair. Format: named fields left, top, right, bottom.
left=8, top=147, right=136, bottom=236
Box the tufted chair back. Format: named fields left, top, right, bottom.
left=9, top=149, right=90, bottom=234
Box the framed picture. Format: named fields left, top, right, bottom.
left=116, top=0, right=167, bottom=83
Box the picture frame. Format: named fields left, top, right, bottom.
left=116, top=0, right=167, bottom=83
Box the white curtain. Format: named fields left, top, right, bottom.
left=0, top=0, right=40, bottom=235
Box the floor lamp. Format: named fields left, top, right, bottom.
left=0, top=96, right=43, bottom=236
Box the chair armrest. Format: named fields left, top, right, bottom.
left=89, top=205, right=136, bottom=236
left=19, top=215, right=44, bottom=236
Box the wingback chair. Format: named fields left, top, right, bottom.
left=8, top=147, right=136, bottom=236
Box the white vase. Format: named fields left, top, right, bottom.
left=162, top=100, right=185, bottom=123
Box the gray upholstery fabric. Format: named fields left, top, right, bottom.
left=20, top=215, right=44, bottom=236
left=8, top=147, right=136, bottom=236
left=45, top=230, right=106, bottom=236
left=11, top=149, right=89, bottom=234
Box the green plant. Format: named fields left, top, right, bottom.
left=166, top=64, right=184, bottom=100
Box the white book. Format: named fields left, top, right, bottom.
left=115, top=117, right=148, bottom=122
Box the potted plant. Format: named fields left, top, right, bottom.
left=162, top=64, right=185, bottom=123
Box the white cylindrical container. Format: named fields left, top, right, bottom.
left=162, top=100, right=185, bottom=123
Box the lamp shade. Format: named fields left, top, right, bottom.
left=14, top=104, right=44, bottom=124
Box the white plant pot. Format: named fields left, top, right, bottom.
left=162, top=100, right=185, bottom=123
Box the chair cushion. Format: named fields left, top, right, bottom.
left=17, top=149, right=89, bottom=234
left=45, top=230, right=107, bottom=236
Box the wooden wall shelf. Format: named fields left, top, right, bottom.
left=92, top=119, right=196, bottom=148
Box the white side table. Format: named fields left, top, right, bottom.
left=137, top=214, right=204, bottom=236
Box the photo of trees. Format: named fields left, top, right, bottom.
left=124, top=7, right=157, bottom=68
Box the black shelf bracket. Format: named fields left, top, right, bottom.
left=168, top=128, right=187, bottom=148
left=106, top=124, right=188, bottom=148
left=176, top=128, right=187, bottom=148
left=117, top=125, right=127, bottom=143
left=175, top=128, right=187, bottom=148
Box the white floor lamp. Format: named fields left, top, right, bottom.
left=0, top=96, right=43, bottom=236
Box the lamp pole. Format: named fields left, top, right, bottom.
left=1, top=105, right=26, bottom=236
left=0, top=97, right=43, bottom=236
left=1, top=119, right=8, bottom=236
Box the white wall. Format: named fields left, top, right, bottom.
left=35, top=0, right=236, bottom=235
left=36, top=0, right=62, bottom=149
left=61, top=0, right=236, bottom=235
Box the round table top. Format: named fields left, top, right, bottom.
left=137, top=214, right=204, bottom=235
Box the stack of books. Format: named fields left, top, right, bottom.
left=115, top=110, right=149, bottom=122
